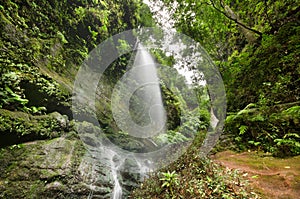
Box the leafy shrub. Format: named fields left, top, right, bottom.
left=0, top=109, right=67, bottom=147
left=160, top=171, right=179, bottom=197
left=225, top=103, right=300, bottom=156
left=131, top=140, right=259, bottom=199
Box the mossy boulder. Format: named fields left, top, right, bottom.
left=0, top=134, right=89, bottom=198
left=0, top=109, right=71, bottom=147
left=0, top=120, right=148, bottom=198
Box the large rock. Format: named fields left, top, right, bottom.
left=0, top=109, right=70, bottom=147
left=0, top=133, right=90, bottom=198
left=0, top=121, right=146, bottom=198
left=75, top=121, right=146, bottom=198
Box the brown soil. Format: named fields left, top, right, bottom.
left=211, top=151, right=300, bottom=199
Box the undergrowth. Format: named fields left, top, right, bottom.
left=225, top=103, right=300, bottom=157
left=131, top=137, right=260, bottom=199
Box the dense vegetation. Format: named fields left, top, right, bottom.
left=0, top=0, right=152, bottom=144
left=0, top=0, right=299, bottom=198
left=131, top=0, right=299, bottom=198
left=158, top=0, right=300, bottom=157
left=131, top=136, right=259, bottom=199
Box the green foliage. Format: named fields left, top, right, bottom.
left=238, top=125, right=248, bottom=136
left=0, top=60, right=69, bottom=114
left=225, top=104, right=300, bottom=156
left=0, top=0, right=154, bottom=115
left=0, top=0, right=149, bottom=150
left=161, top=0, right=300, bottom=158
left=116, top=39, right=131, bottom=54
left=56, top=31, right=68, bottom=44
left=30, top=106, right=47, bottom=115
left=222, top=18, right=300, bottom=156
left=151, top=49, right=175, bottom=67
left=132, top=140, right=259, bottom=198
left=225, top=21, right=300, bottom=111
left=1, top=86, right=28, bottom=108
left=153, top=106, right=210, bottom=146
left=155, top=130, right=189, bottom=145
left=160, top=83, right=182, bottom=130
left=8, top=143, right=23, bottom=150
left=160, top=171, right=179, bottom=197
left=0, top=109, right=67, bottom=147
left=74, top=6, right=86, bottom=20
left=0, top=0, right=152, bottom=72
left=274, top=133, right=300, bottom=157
left=161, top=0, right=242, bottom=60
left=0, top=72, right=27, bottom=110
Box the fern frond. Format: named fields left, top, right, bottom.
left=238, top=125, right=248, bottom=135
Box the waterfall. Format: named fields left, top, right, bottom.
left=109, top=44, right=164, bottom=198
left=75, top=41, right=164, bottom=199
left=74, top=2, right=225, bottom=198
left=130, top=43, right=166, bottom=137
left=111, top=153, right=122, bottom=199
left=112, top=42, right=167, bottom=138
left=112, top=179, right=122, bottom=199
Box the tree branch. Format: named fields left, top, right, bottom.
left=209, top=0, right=263, bottom=37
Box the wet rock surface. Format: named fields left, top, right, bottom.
left=75, top=121, right=148, bottom=198
left=0, top=121, right=146, bottom=198
left=0, top=109, right=69, bottom=147
left=0, top=134, right=87, bottom=198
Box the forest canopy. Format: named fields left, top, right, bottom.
left=157, top=0, right=300, bottom=156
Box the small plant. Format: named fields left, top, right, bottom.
left=160, top=171, right=179, bottom=197
left=9, top=144, right=23, bottom=150
left=274, top=133, right=300, bottom=156
left=132, top=153, right=258, bottom=199
left=30, top=106, right=47, bottom=115
left=225, top=103, right=300, bottom=156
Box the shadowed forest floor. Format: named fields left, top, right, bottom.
left=212, top=151, right=300, bottom=199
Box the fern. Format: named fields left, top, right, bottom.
left=284, top=106, right=300, bottom=115
left=236, top=108, right=255, bottom=116
left=249, top=114, right=265, bottom=122
left=244, top=103, right=257, bottom=109
left=238, top=125, right=248, bottom=135
left=225, top=114, right=236, bottom=123
left=283, top=133, right=300, bottom=139
left=274, top=133, right=300, bottom=156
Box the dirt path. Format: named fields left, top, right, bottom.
left=211, top=151, right=300, bottom=199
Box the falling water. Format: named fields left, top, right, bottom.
left=75, top=1, right=225, bottom=196
left=111, top=153, right=122, bottom=199
left=130, top=44, right=166, bottom=137
left=112, top=42, right=166, bottom=139
left=112, top=176, right=122, bottom=199
left=109, top=44, right=165, bottom=198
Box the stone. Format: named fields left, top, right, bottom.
left=49, top=111, right=69, bottom=129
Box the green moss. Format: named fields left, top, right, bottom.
left=132, top=143, right=258, bottom=198
left=0, top=135, right=87, bottom=198
left=0, top=0, right=153, bottom=114
left=0, top=0, right=156, bottom=197
left=0, top=109, right=67, bottom=147
left=29, top=180, right=46, bottom=198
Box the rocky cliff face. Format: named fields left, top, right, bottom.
left=0, top=115, right=145, bottom=198
left=0, top=0, right=153, bottom=198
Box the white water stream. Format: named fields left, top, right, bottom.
left=110, top=42, right=165, bottom=198
left=79, top=28, right=165, bottom=199
left=110, top=152, right=122, bottom=199
left=76, top=1, right=224, bottom=198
